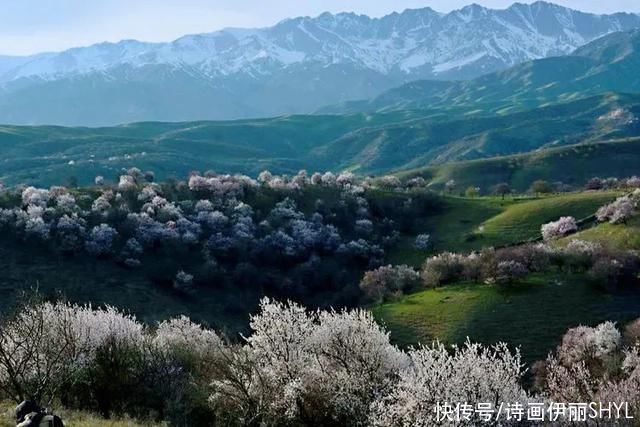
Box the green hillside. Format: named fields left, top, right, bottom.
left=317, top=93, right=640, bottom=172
left=2, top=31, right=640, bottom=189
left=478, top=192, right=620, bottom=243
left=1, top=93, right=638, bottom=187
left=375, top=187, right=640, bottom=364
left=390, top=191, right=621, bottom=259
left=558, top=215, right=640, bottom=251
left=401, top=138, right=640, bottom=192
left=373, top=273, right=640, bottom=363
left=377, top=211, right=640, bottom=365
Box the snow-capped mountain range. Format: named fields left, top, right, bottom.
left=0, top=1, right=639, bottom=125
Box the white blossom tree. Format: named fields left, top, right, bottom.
left=541, top=216, right=578, bottom=241
left=85, top=224, right=118, bottom=256
left=597, top=196, right=636, bottom=224
left=369, top=341, right=528, bottom=427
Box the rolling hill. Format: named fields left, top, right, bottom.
left=0, top=92, right=638, bottom=187
left=401, top=137, right=640, bottom=192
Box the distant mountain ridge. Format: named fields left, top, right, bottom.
left=328, top=28, right=640, bottom=115
left=0, top=1, right=639, bottom=125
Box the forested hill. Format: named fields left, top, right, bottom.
left=0, top=92, right=639, bottom=187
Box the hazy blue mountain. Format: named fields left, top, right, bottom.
left=0, top=2, right=639, bottom=125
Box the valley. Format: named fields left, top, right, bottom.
left=1, top=2, right=640, bottom=425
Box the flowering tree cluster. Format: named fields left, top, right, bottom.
left=256, top=169, right=369, bottom=194
left=359, top=265, right=421, bottom=303
left=0, top=168, right=441, bottom=306
left=369, top=341, right=528, bottom=426
left=4, top=298, right=640, bottom=425
left=597, top=196, right=637, bottom=224
left=534, top=321, right=640, bottom=417
left=0, top=301, right=143, bottom=404
left=210, top=299, right=408, bottom=425
left=414, top=239, right=640, bottom=289
left=541, top=216, right=578, bottom=241
left=586, top=175, right=640, bottom=191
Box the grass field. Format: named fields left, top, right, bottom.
left=379, top=191, right=635, bottom=364
left=559, top=216, right=640, bottom=251
left=399, top=137, right=640, bottom=193
left=0, top=402, right=164, bottom=427
left=387, top=191, right=621, bottom=265
left=477, top=191, right=621, bottom=246
left=374, top=273, right=640, bottom=363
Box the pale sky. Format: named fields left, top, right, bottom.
left=1, top=0, right=640, bottom=56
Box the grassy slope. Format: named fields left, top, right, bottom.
left=0, top=114, right=389, bottom=186
left=378, top=192, right=638, bottom=363
left=400, top=138, right=640, bottom=192
left=0, top=402, right=164, bottom=427
left=317, top=94, right=640, bottom=174
left=387, top=192, right=620, bottom=264
left=1, top=95, right=639, bottom=187
left=478, top=191, right=621, bottom=245
left=374, top=274, right=640, bottom=363
left=559, top=215, right=640, bottom=251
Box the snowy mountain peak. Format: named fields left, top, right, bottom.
left=0, top=2, right=639, bottom=126
left=2, top=2, right=639, bottom=83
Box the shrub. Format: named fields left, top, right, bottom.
left=354, top=219, right=374, bottom=236
left=627, top=176, right=640, bottom=189
left=490, top=260, right=529, bottom=286
left=173, top=270, right=195, bottom=293
left=405, top=177, right=426, bottom=189
left=444, top=180, right=456, bottom=194
left=541, top=216, right=577, bottom=241
left=530, top=180, right=553, bottom=194
left=56, top=214, right=87, bottom=252
left=360, top=265, right=421, bottom=303
left=586, top=177, right=604, bottom=190
left=421, top=252, right=466, bottom=287
left=369, top=341, right=527, bottom=427
left=464, top=186, right=480, bottom=198
left=414, top=234, right=430, bottom=251
left=624, top=319, right=640, bottom=345
left=493, top=182, right=511, bottom=199
left=85, top=224, right=118, bottom=256
left=596, top=196, right=636, bottom=224
left=22, top=187, right=51, bottom=207
left=118, top=175, right=137, bottom=192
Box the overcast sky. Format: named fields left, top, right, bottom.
left=1, top=0, right=640, bottom=56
